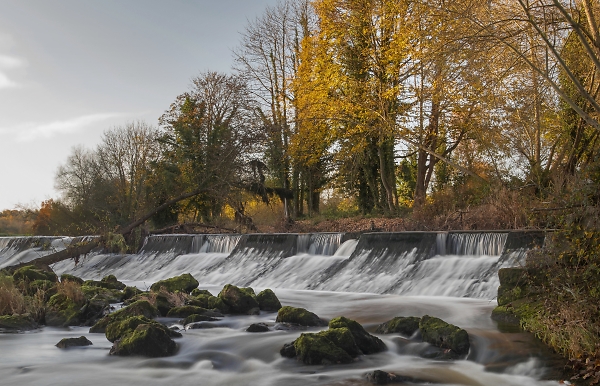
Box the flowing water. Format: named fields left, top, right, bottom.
left=0, top=231, right=562, bottom=386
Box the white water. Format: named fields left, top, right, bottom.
left=1, top=232, right=563, bottom=386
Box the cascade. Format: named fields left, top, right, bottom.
left=51, top=230, right=546, bottom=300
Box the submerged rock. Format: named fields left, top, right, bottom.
left=56, top=336, right=92, bottom=348
left=364, top=370, right=418, bottom=384
left=328, top=316, right=386, bottom=354
left=275, top=306, right=327, bottom=327
left=218, top=284, right=259, bottom=314
left=376, top=316, right=421, bottom=336
left=256, top=289, right=282, bottom=312
left=150, top=273, right=199, bottom=294
left=246, top=323, right=269, bottom=332
left=419, top=315, right=469, bottom=356
left=109, top=323, right=178, bottom=357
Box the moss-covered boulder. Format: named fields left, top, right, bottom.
left=419, top=315, right=470, bottom=356
left=318, top=327, right=361, bottom=357
left=83, top=276, right=126, bottom=291
left=121, top=286, right=142, bottom=302
left=0, top=314, right=38, bottom=330
left=218, top=284, right=259, bottom=314
left=166, top=306, right=209, bottom=318
left=208, top=295, right=230, bottom=313
left=375, top=316, right=421, bottom=336
left=256, top=289, right=282, bottom=312
left=150, top=273, right=198, bottom=294
left=186, top=294, right=210, bottom=308
left=105, top=315, right=181, bottom=343
left=328, top=316, right=386, bottom=354
left=293, top=332, right=354, bottom=365
left=27, top=279, right=57, bottom=298
left=81, top=285, right=122, bottom=303
left=56, top=336, right=92, bottom=348
left=191, top=289, right=213, bottom=297
left=275, top=306, right=327, bottom=327
left=13, top=265, right=58, bottom=283
left=89, top=300, right=159, bottom=333
left=247, top=323, right=270, bottom=332
left=109, top=323, right=178, bottom=357
left=45, top=293, right=83, bottom=327
left=60, top=274, right=84, bottom=285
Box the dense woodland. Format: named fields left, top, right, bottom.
left=0, top=0, right=598, bottom=238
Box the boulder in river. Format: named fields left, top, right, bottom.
left=275, top=306, right=327, bottom=327
left=105, top=315, right=181, bottom=343
left=329, top=316, right=386, bottom=354
left=89, top=300, right=159, bottom=333
left=293, top=332, right=354, bottom=365
left=109, top=323, right=178, bottom=357
left=375, top=316, right=421, bottom=336
left=218, top=284, right=259, bottom=314
left=150, top=273, right=199, bottom=294
left=246, top=323, right=269, bottom=332
left=56, top=336, right=92, bottom=348
left=45, top=293, right=84, bottom=327
left=0, top=314, right=38, bottom=331
left=419, top=315, right=470, bottom=356
left=256, top=289, right=281, bottom=312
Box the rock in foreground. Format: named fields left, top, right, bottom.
left=419, top=315, right=469, bottom=356
left=275, top=306, right=327, bottom=327
left=109, top=324, right=178, bottom=357
left=56, top=336, right=93, bottom=348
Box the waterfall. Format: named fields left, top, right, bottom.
left=49, top=231, right=546, bottom=300
left=0, top=236, right=76, bottom=268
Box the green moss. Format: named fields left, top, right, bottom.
left=81, top=285, right=122, bottom=303
left=419, top=315, right=470, bottom=356
left=46, top=293, right=81, bottom=326
left=218, top=284, right=259, bottom=314
left=191, top=289, right=213, bottom=297
left=105, top=315, right=181, bottom=343
left=150, top=273, right=199, bottom=294
left=276, top=306, right=326, bottom=326
left=256, top=289, right=282, bottom=312
left=293, top=332, right=354, bottom=365
left=109, top=323, right=178, bottom=357
left=121, top=286, right=142, bottom=301
left=182, top=313, right=218, bottom=325
left=375, top=316, right=421, bottom=336
left=318, top=327, right=360, bottom=357
left=207, top=296, right=230, bottom=313
left=89, top=300, right=159, bottom=333
left=60, top=274, right=84, bottom=285
left=56, top=336, right=92, bottom=348
left=13, top=265, right=57, bottom=283
left=100, top=275, right=126, bottom=290
left=83, top=278, right=125, bottom=291
left=328, top=316, right=386, bottom=354
left=166, top=306, right=209, bottom=318
left=0, top=314, right=38, bottom=330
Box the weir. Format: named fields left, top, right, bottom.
left=46, top=230, right=546, bottom=299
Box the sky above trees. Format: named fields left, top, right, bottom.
left=0, top=0, right=277, bottom=210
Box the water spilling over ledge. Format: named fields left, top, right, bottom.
left=32, top=230, right=546, bottom=299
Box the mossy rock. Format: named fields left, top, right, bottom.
left=247, top=323, right=269, bottom=332
left=105, top=315, right=181, bottom=343
left=207, top=296, right=230, bottom=313
left=27, top=279, right=57, bottom=297
left=79, top=299, right=110, bottom=326
left=81, top=285, right=122, bottom=303
left=13, top=265, right=58, bottom=283
left=218, top=284, right=259, bottom=314
left=46, top=293, right=83, bottom=327
left=419, top=315, right=470, bottom=356
left=166, top=306, right=209, bottom=318
left=150, top=273, right=199, bottom=294
left=318, top=327, right=361, bottom=357
left=109, top=323, right=178, bottom=357
left=56, top=336, right=92, bottom=348
left=121, top=286, right=142, bottom=302
left=328, top=316, right=386, bottom=354
left=0, top=314, right=38, bottom=330
left=83, top=278, right=125, bottom=291
left=89, top=300, right=159, bottom=333
left=183, top=314, right=219, bottom=325
left=375, top=316, right=421, bottom=336
left=256, top=289, right=282, bottom=312
left=60, top=274, right=84, bottom=285
left=276, top=306, right=327, bottom=327
left=191, top=289, right=213, bottom=297
left=293, top=332, right=354, bottom=365
left=100, top=275, right=126, bottom=290
left=187, top=294, right=210, bottom=308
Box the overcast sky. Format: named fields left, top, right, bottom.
left=0, top=0, right=278, bottom=211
